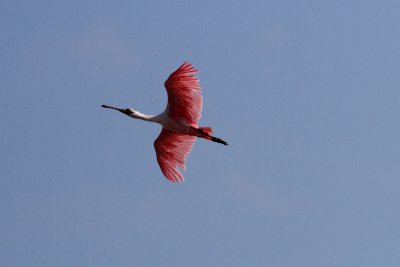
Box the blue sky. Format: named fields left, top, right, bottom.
left=2, top=0, right=400, bottom=266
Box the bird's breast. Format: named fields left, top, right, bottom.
left=161, top=117, right=194, bottom=135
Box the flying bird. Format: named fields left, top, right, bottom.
left=102, top=62, right=228, bottom=182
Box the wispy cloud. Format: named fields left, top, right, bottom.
left=72, top=19, right=140, bottom=67
left=257, top=24, right=289, bottom=52
left=214, top=169, right=311, bottom=217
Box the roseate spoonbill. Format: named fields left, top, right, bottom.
left=102, top=62, right=228, bottom=182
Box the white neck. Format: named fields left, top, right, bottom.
left=128, top=112, right=160, bottom=123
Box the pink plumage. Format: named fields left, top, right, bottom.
left=154, top=129, right=196, bottom=183
left=164, top=62, right=203, bottom=126
left=102, top=62, right=228, bottom=183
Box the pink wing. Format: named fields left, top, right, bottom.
left=164, top=62, right=203, bottom=126
left=154, top=128, right=196, bottom=182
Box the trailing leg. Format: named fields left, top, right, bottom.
left=196, top=127, right=228, bottom=146
left=209, top=135, right=228, bottom=145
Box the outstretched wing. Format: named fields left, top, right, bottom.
left=164, top=62, right=203, bottom=126
left=154, top=128, right=196, bottom=182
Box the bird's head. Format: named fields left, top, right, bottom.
left=101, top=105, right=139, bottom=117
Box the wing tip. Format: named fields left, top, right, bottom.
left=179, top=61, right=199, bottom=74
left=166, top=174, right=184, bottom=183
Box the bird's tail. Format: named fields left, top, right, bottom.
left=197, top=127, right=228, bottom=146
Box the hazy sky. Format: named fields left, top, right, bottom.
left=2, top=0, right=400, bottom=266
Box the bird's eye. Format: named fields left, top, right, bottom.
left=125, top=109, right=133, bottom=114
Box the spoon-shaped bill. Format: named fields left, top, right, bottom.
left=101, top=105, right=124, bottom=112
